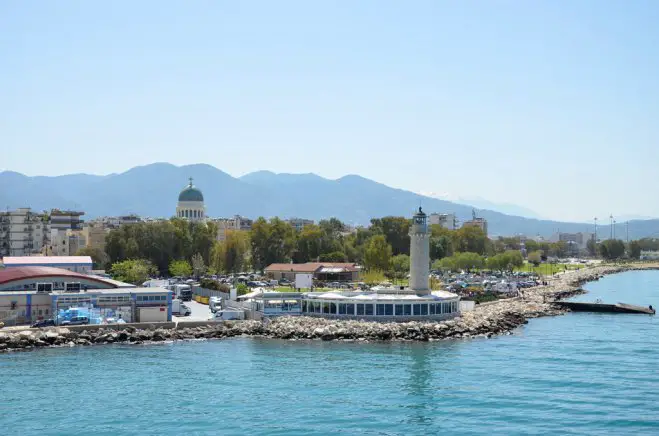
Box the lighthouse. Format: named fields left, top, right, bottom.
left=409, top=207, right=430, bottom=294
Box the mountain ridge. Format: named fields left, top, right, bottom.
left=1, top=163, right=658, bottom=239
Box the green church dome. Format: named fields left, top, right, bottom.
left=178, top=179, right=204, bottom=202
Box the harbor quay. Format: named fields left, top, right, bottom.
left=1, top=263, right=656, bottom=352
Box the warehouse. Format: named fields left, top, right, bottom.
left=0, top=287, right=172, bottom=326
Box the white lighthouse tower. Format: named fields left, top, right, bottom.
left=409, top=207, right=430, bottom=295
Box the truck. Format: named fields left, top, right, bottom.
left=168, top=284, right=193, bottom=302
left=209, top=297, right=223, bottom=313
left=172, top=299, right=192, bottom=316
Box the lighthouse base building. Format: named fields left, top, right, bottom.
left=248, top=208, right=461, bottom=321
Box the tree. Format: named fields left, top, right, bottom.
left=363, top=235, right=392, bottom=271
left=211, top=230, right=251, bottom=273
left=628, top=240, right=641, bottom=259
left=110, top=259, right=157, bottom=285
left=169, top=259, right=192, bottom=277
left=370, top=216, right=411, bottom=255
left=249, top=217, right=296, bottom=270
left=391, top=254, right=410, bottom=275
left=319, top=251, right=348, bottom=262
left=76, top=246, right=109, bottom=269
left=599, top=239, right=625, bottom=260
left=438, top=252, right=484, bottom=272
left=452, top=226, right=487, bottom=254
left=528, top=250, right=542, bottom=266
left=293, top=224, right=324, bottom=263
left=191, top=252, right=206, bottom=277
left=586, top=238, right=597, bottom=257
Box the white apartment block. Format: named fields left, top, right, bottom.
left=0, top=208, right=46, bottom=257
left=215, top=215, right=253, bottom=242
left=428, top=213, right=457, bottom=230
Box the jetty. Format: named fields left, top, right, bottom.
left=554, top=301, right=655, bottom=315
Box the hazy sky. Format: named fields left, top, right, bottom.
left=2, top=1, right=658, bottom=222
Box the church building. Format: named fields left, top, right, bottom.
left=176, top=178, right=206, bottom=222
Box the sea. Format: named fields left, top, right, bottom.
left=2, top=270, right=659, bottom=435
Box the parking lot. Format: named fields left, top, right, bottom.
left=173, top=300, right=212, bottom=322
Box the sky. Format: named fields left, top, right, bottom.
left=2, top=1, right=659, bottom=223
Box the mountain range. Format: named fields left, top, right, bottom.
left=1, top=163, right=658, bottom=239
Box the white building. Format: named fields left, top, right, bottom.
left=0, top=208, right=46, bottom=257
left=550, top=232, right=595, bottom=251
left=215, top=215, right=253, bottom=242
left=2, top=255, right=93, bottom=274
left=428, top=213, right=457, bottom=230
left=48, top=229, right=86, bottom=256
left=176, top=178, right=206, bottom=222
left=49, top=209, right=84, bottom=232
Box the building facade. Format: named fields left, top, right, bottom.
left=215, top=215, right=253, bottom=242
left=428, top=213, right=457, bottom=230
left=462, top=218, right=488, bottom=236
left=176, top=178, right=206, bottom=222
left=0, top=208, right=46, bottom=257
left=287, top=218, right=314, bottom=232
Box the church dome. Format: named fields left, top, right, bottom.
left=178, top=179, right=204, bottom=202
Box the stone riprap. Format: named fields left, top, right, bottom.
left=1, top=263, right=656, bottom=352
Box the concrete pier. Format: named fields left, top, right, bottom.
left=554, top=301, right=655, bottom=315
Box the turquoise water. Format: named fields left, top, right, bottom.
left=2, top=270, right=659, bottom=435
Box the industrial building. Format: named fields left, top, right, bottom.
left=0, top=266, right=171, bottom=325
left=2, top=256, right=94, bottom=274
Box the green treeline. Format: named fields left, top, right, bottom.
left=80, top=216, right=649, bottom=284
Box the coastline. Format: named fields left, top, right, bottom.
left=2, top=263, right=658, bottom=352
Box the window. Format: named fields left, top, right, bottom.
left=404, top=304, right=412, bottom=316
left=413, top=304, right=421, bottom=316
left=338, top=303, right=353, bottom=315
left=395, top=305, right=404, bottom=316
left=322, top=302, right=330, bottom=314
left=45, top=309, right=49, bottom=315
left=376, top=304, right=386, bottom=316
left=356, top=304, right=365, bottom=316
left=38, top=309, right=43, bottom=316
left=429, top=303, right=436, bottom=315
left=302, top=300, right=307, bottom=312
left=385, top=304, right=393, bottom=316
left=329, top=303, right=336, bottom=314
left=364, top=304, right=373, bottom=316
left=420, top=304, right=428, bottom=315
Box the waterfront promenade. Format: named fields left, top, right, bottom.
left=1, top=263, right=658, bottom=351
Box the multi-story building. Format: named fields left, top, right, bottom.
left=287, top=218, right=314, bottom=232
left=550, top=232, right=595, bottom=252
left=47, top=229, right=86, bottom=257
left=49, top=209, right=84, bottom=232
left=0, top=208, right=46, bottom=257
left=81, top=223, right=110, bottom=252
left=462, top=217, right=488, bottom=236
left=428, top=213, right=457, bottom=230
left=215, top=215, right=253, bottom=242
left=90, top=215, right=142, bottom=229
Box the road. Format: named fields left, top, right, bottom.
left=173, top=300, right=212, bottom=322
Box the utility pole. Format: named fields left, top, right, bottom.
left=594, top=217, right=598, bottom=242
left=626, top=221, right=629, bottom=243
left=609, top=215, right=613, bottom=240
left=613, top=220, right=617, bottom=239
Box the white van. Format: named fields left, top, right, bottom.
left=213, top=310, right=244, bottom=321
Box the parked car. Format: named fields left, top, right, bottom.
left=60, top=316, right=89, bottom=326
left=31, top=319, right=56, bottom=328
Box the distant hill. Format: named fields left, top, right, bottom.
left=2, top=163, right=659, bottom=239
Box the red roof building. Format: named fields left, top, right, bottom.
left=264, top=262, right=360, bottom=282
